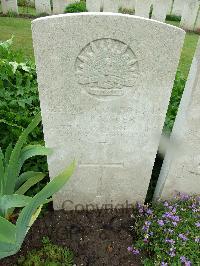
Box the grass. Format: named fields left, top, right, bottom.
left=0, top=17, right=33, bottom=58
left=166, top=20, right=199, bottom=78
left=0, top=17, right=199, bottom=79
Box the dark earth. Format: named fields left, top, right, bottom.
left=1, top=208, right=142, bottom=266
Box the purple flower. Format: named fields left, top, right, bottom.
left=195, top=237, right=200, bottom=243
left=179, top=233, right=188, bottom=241
left=195, top=221, right=200, bottom=227
left=132, top=248, right=140, bottom=255
left=161, top=262, right=168, bottom=266
left=146, top=209, right=153, bottom=215
left=168, top=229, right=174, bottom=233
left=185, top=261, right=192, bottom=266
left=165, top=238, right=175, bottom=244
left=127, top=246, right=133, bottom=252
left=163, top=201, right=169, bottom=207
left=163, top=212, right=172, bottom=219
left=158, top=220, right=165, bottom=226
left=169, top=251, right=176, bottom=257
left=179, top=192, right=190, bottom=200
left=171, top=207, right=176, bottom=213
left=180, top=256, right=186, bottom=263
left=171, top=215, right=180, bottom=222
left=172, top=221, right=177, bottom=227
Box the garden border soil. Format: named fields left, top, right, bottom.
left=0, top=208, right=142, bottom=266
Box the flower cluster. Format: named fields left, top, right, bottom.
left=128, top=193, right=200, bottom=265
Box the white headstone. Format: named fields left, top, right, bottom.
left=35, top=0, right=51, bottom=14
left=53, top=0, right=66, bottom=14
left=135, top=0, right=153, bottom=18
left=180, top=0, right=199, bottom=31
left=103, top=0, right=119, bottom=12
left=154, top=39, right=200, bottom=200
left=194, top=9, right=200, bottom=32
left=86, top=0, right=102, bottom=11
left=32, top=13, right=185, bottom=210
left=167, top=0, right=173, bottom=15
left=119, top=0, right=135, bottom=10
left=1, top=0, right=18, bottom=14
left=151, top=0, right=168, bottom=22
left=171, top=0, right=184, bottom=16
left=65, top=0, right=78, bottom=7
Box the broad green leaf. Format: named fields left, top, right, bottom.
left=0, top=36, right=13, bottom=51
left=15, top=171, right=44, bottom=191
left=0, top=216, right=16, bottom=244
left=15, top=172, right=46, bottom=195
left=0, top=148, right=4, bottom=195
left=19, top=145, right=52, bottom=169
left=0, top=194, right=32, bottom=217
left=4, top=143, right=12, bottom=167
left=0, top=239, right=19, bottom=259
left=9, top=61, right=18, bottom=74
left=4, top=113, right=42, bottom=194
left=16, top=161, right=75, bottom=245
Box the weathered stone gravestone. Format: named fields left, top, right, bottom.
left=119, top=0, right=135, bottom=10
left=1, top=0, right=18, bottom=14
left=35, top=0, right=51, bottom=14
left=194, top=9, right=200, bottom=32
left=154, top=39, right=200, bottom=200
left=86, top=0, right=102, bottom=11
left=167, top=0, right=174, bottom=15
left=135, top=0, right=152, bottom=18
left=151, top=0, right=168, bottom=22
left=103, top=0, right=119, bottom=12
left=171, top=0, right=184, bottom=16
left=180, top=0, right=199, bottom=31
left=32, top=13, right=185, bottom=210
left=53, top=0, right=66, bottom=14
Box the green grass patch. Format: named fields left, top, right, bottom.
left=17, top=237, right=74, bottom=266
left=0, top=17, right=33, bottom=58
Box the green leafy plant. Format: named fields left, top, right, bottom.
left=17, top=237, right=74, bottom=265
left=0, top=159, right=75, bottom=259
left=0, top=113, right=51, bottom=219
left=166, top=15, right=181, bottom=22
left=64, top=1, right=87, bottom=13
left=119, top=7, right=134, bottom=15
left=129, top=194, right=200, bottom=265
left=0, top=37, right=41, bottom=150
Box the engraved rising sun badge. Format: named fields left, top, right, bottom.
left=75, top=38, right=139, bottom=98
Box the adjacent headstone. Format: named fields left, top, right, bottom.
left=194, top=9, right=200, bottom=32
left=35, top=0, right=51, bottom=14
left=135, top=0, right=153, bottom=18
left=32, top=13, right=185, bottom=210
left=154, top=39, right=200, bottom=200
left=180, top=0, right=199, bottom=31
left=171, top=0, right=184, bottom=16
left=103, top=0, right=119, bottom=12
left=152, top=0, right=168, bottom=22
left=1, top=0, right=18, bottom=14
left=167, top=0, right=174, bottom=15
left=119, top=0, right=135, bottom=10
left=53, top=0, right=66, bottom=14
left=86, top=0, right=102, bottom=11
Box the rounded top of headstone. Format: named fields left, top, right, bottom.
left=32, top=12, right=185, bottom=34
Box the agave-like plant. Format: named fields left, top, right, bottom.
left=0, top=160, right=75, bottom=259
left=0, top=113, right=75, bottom=259
left=0, top=113, right=51, bottom=219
